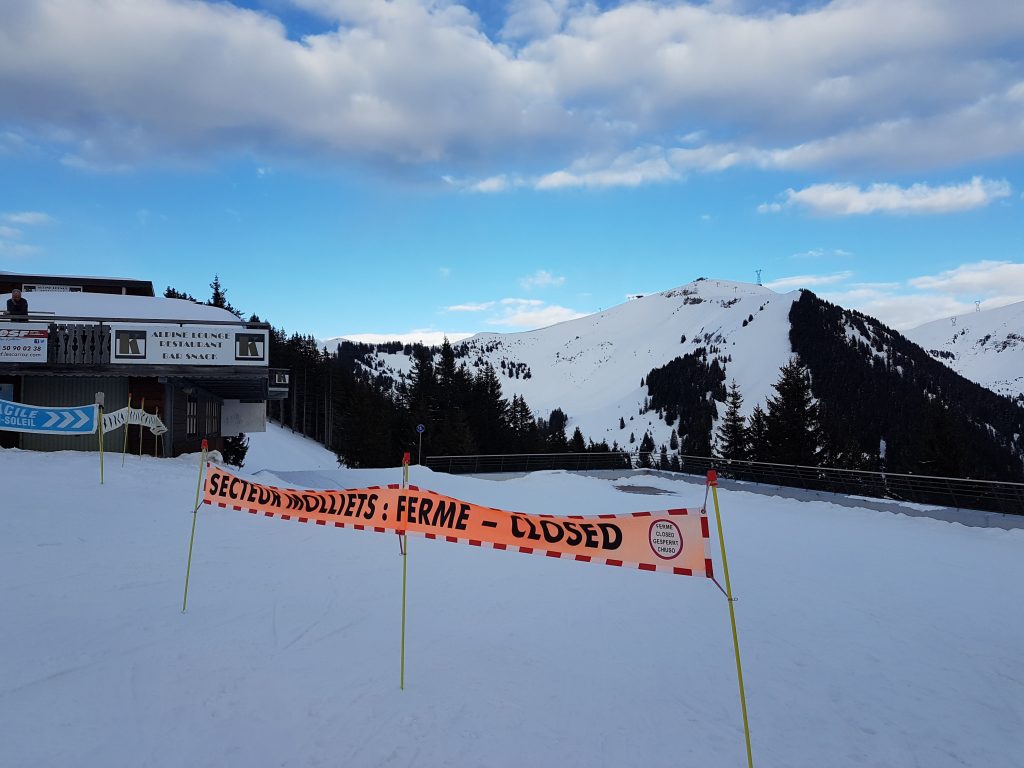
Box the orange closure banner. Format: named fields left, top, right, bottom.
left=203, top=465, right=714, bottom=577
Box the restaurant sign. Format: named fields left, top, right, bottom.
left=109, top=324, right=268, bottom=367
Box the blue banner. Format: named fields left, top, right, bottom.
left=0, top=399, right=98, bottom=435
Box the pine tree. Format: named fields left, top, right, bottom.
left=638, top=431, right=656, bottom=467
left=546, top=408, right=569, bottom=451
left=747, top=404, right=769, bottom=461
left=164, top=286, right=198, bottom=302
left=765, top=358, right=822, bottom=465
left=716, top=379, right=749, bottom=460
left=569, top=426, right=587, bottom=452
left=508, top=395, right=540, bottom=452
left=469, top=363, right=509, bottom=454
left=405, top=345, right=435, bottom=423
left=208, top=275, right=242, bottom=318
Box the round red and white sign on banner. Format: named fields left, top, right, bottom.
left=649, top=519, right=683, bottom=560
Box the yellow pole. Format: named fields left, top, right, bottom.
left=400, top=452, right=410, bottom=689
left=708, top=470, right=754, bottom=768
left=98, top=405, right=105, bottom=485
left=121, top=392, right=132, bottom=467
left=138, top=396, right=146, bottom=458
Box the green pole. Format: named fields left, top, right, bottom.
left=182, top=441, right=209, bottom=613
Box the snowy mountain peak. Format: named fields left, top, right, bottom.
left=358, top=278, right=799, bottom=454
left=904, top=300, right=1024, bottom=398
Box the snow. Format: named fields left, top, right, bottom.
left=1, top=290, right=241, bottom=323
left=243, top=421, right=340, bottom=472
left=350, top=279, right=797, bottom=454
left=3, top=427, right=1023, bottom=767
left=905, top=300, right=1024, bottom=398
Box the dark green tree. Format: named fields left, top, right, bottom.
left=765, top=358, right=822, bottom=465
left=747, top=404, right=769, bottom=461
left=208, top=274, right=242, bottom=318
left=164, top=286, right=198, bottom=302
left=716, top=379, right=749, bottom=460
left=638, top=431, right=656, bottom=467
left=545, top=408, right=569, bottom=451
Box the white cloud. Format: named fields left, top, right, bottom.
left=2, top=0, right=1023, bottom=182
left=823, top=289, right=976, bottom=330
left=445, top=302, right=495, bottom=312
left=519, top=269, right=566, bottom=290
left=800, top=261, right=1024, bottom=329
left=487, top=304, right=586, bottom=329
left=500, top=298, right=545, bottom=307
left=908, top=261, right=1024, bottom=297
left=0, top=241, right=41, bottom=257
left=438, top=267, right=452, bottom=278
left=470, top=175, right=510, bottom=193
left=536, top=148, right=679, bottom=190
left=0, top=131, right=34, bottom=155
left=0, top=225, right=21, bottom=239
left=791, top=248, right=853, bottom=259
left=762, top=177, right=1012, bottom=216
left=3, top=211, right=54, bottom=226
left=765, top=271, right=854, bottom=291
left=501, top=0, right=572, bottom=40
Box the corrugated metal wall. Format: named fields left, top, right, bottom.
left=21, top=376, right=129, bottom=452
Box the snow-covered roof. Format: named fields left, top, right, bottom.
left=1, top=291, right=241, bottom=323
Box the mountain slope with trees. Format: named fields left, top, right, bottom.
left=176, top=276, right=1024, bottom=482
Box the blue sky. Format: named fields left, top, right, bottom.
left=2, top=0, right=1023, bottom=342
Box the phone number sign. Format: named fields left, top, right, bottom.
left=0, top=324, right=48, bottom=363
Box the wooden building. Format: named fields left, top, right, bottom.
left=1, top=272, right=288, bottom=456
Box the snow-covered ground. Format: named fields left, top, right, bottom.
left=243, top=421, right=339, bottom=472
left=2, top=428, right=1023, bottom=767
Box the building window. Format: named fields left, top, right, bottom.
left=204, top=399, right=221, bottom=437
left=186, top=395, right=198, bottom=437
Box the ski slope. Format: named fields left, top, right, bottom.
left=2, top=428, right=1023, bottom=767
left=905, top=299, right=1024, bottom=399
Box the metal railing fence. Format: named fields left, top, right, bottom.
left=424, top=452, right=1024, bottom=515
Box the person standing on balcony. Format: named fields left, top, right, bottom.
left=5, top=288, right=28, bottom=317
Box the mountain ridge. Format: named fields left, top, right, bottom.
left=905, top=300, right=1024, bottom=400
left=314, top=277, right=1024, bottom=480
